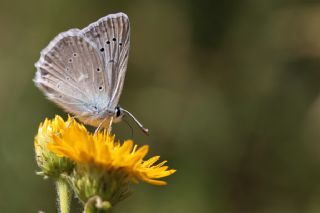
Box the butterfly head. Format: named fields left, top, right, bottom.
left=113, top=106, right=125, bottom=123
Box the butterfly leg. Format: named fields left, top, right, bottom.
left=94, top=117, right=108, bottom=135
left=107, top=117, right=114, bottom=135
left=67, top=115, right=77, bottom=128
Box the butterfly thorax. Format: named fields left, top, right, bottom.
left=77, top=106, right=122, bottom=128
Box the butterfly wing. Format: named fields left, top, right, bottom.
left=82, top=12, right=130, bottom=109
left=34, top=29, right=109, bottom=121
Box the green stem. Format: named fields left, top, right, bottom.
left=56, top=178, right=71, bottom=213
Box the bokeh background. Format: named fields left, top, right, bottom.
left=2, top=0, right=320, bottom=212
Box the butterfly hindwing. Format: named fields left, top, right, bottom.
left=34, top=30, right=109, bottom=117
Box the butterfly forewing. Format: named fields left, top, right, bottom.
left=82, top=13, right=130, bottom=108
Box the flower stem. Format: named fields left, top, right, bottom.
left=56, top=178, right=71, bottom=213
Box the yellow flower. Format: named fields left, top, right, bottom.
left=44, top=115, right=176, bottom=205
left=34, top=116, right=74, bottom=177
left=47, top=116, right=175, bottom=185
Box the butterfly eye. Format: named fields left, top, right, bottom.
left=115, top=107, right=121, bottom=117
left=100, top=48, right=104, bottom=52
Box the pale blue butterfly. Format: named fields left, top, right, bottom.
left=34, top=12, right=148, bottom=134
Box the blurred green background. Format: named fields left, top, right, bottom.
left=2, top=0, right=320, bottom=212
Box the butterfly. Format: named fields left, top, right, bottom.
left=34, top=12, right=148, bottom=134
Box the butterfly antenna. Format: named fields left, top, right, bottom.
left=123, top=117, right=134, bottom=138
left=121, top=108, right=149, bottom=135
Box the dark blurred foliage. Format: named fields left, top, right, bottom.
left=2, top=0, right=320, bottom=212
